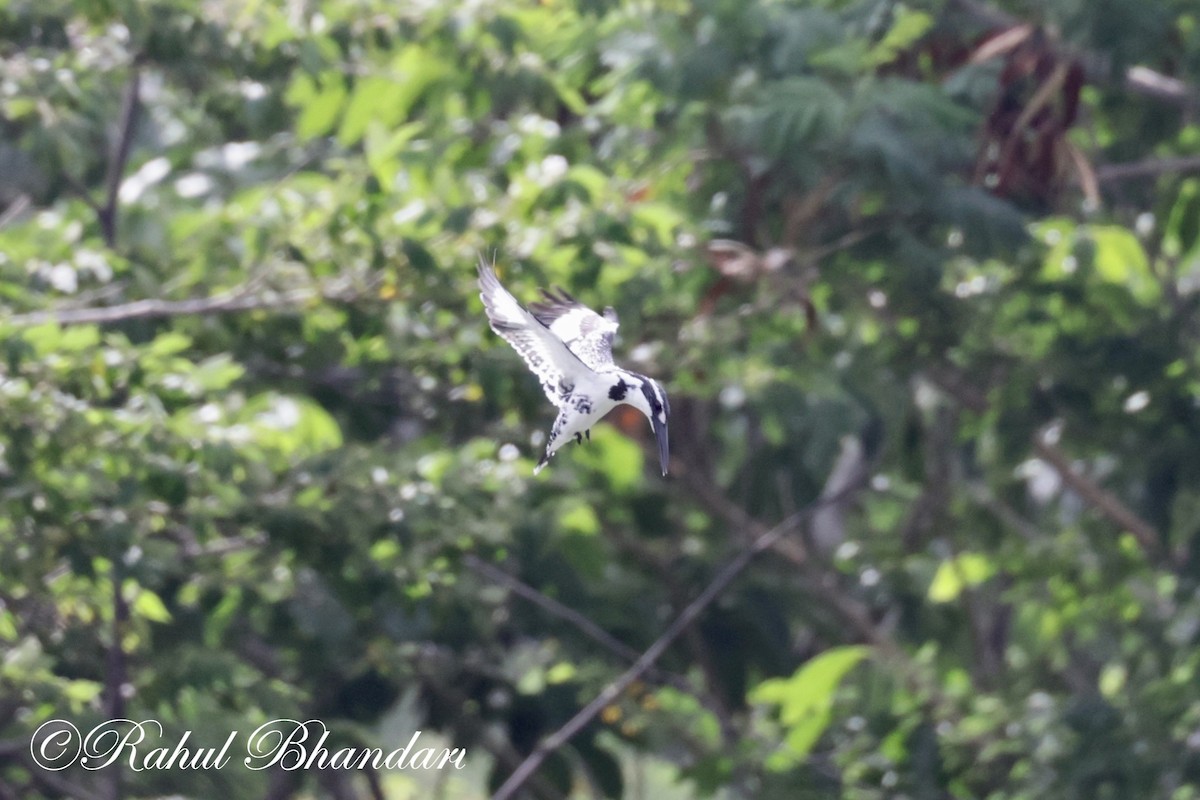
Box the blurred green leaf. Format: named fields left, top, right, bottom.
left=388, top=45, right=450, bottom=123
left=1089, top=225, right=1157, bottom=303
left=247, top=394, right=344, bottom=457
left=573, top=425, right=644, bottom=491
left=753, top=646, right=871, bottom=765
left=1166, top=179, right=1200, bottom=257
left=133, top=589, right=173, bottom=623
left=0, top=611, right=17, bottom=642
left=289, top=71, right=348, bottom=139
left=63, top=679, right=103, bottom=706
left=929, top=553, right=995, bottom=603
left=191, top=354, right=245, bottom=392
left=868, top=8, right=933, bottom=66
left=560, top=503, right=600, bottom=536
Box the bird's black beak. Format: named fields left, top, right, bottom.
left=653, top=415, right=669, bottom=476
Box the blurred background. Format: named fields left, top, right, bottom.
left=2, top=0, right=1200, bottom=797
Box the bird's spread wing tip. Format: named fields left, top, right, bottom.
left=476, top=252, right=496, bottom=277
left=476, top=256, right=588, bottom=409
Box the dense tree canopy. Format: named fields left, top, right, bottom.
left=3, top=0, right=1200, bottom=798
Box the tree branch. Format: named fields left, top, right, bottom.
left=415, top=654, right=566, bottom=800
left=1096, top=155, right=1200, bottom=183
left=363, top=765, right=387, bottom=800
left=103, top=566, right=128, bottom=800
left=675, top=417, right=892, bottom=648
left=262, top=763, right=301, bottom=800
left=462, top=554, right=695, bottom=694
left=63, top=172, right=106, bottom=218
left=1124, top=65, right=1197, bottom=107
left=1032, top=432, right=1163, bottom=560
left=489, top=482, right=866, bottom=800
left=99, top=68, right=142, bottom=247
left=6, top=283, right=364, bottom=328
left=0, top=195, right=31, bottom=230
left=17, top=753, right=105, bottom=800
left=966, top=483, right=1041, bottom=542
left=928, top=360, right=1168, bottom=563
left=642, top=553, right=744, bottom=752
left=316, top=767, right=357, bottom=800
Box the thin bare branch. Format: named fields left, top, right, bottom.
left=417, top=656, right=566, bottom=800
left=63, top=172, right=106, bottom=218
left=672, top=402, right=896, bottom=650
left=316, top=767, right=357, bottom=800
left=262, top=764, right=301, bottom=800
left=18, top=753, right=105, bottom=800
left=1032, top=433, right=1163, bottom=560
left=1096, top=155, right=1200, bottom=183
left=1064, top=141, right=1100, bottom=207
left=489, top=480, right=867, bottom=800
left=363, top=766, right=387, bottom=800
left=601, top=522, right=748, bottom=750
left=99, top=68, right=142, bottom=247
left=1124, top=65, right=1197, bottom=107
left=967, top=483, right=1041, bottom=542
left=462, top=554, right=695, bottom=694
left=6, top=283, right=364, bottom=328
left=103, top=566, right=128, bottom=800
left=0, top=195, right=31, bottom=230
left=801, top=226, right=879, bottom=266
left=929, top=362, right=1167, bottom=564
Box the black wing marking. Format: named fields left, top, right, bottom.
left=477, top=257, right=590, bottom=407
left=528, top=287, right=619, bottom=371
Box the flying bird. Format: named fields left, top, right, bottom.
left=477, top=257, right=670, bottom=475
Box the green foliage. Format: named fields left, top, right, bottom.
left=752, top=646, right=871, bottom=768
left=3, top=0, right=1200, bottom=798
left=927, top=553, right=995, bottom=603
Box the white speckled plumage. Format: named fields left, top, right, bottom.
left=477, top=256, right=670, bottom=475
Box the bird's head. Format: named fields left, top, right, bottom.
left=624, top=373, right=670, bottom=475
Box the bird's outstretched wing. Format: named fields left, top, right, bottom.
left=477, top=257, right=588, bottom=407
left=528, top=286, right=619, bottom=371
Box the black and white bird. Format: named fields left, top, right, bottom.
left=477, top=257, right=670, bottom=475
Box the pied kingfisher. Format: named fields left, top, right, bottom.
left=477, top=257, right=670, bottom=475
